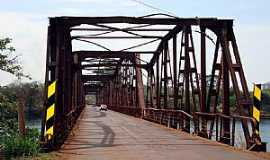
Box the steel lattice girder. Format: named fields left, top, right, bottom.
left=41, top=15, right=264, bottom=151
left=52, top=16, right=233, bottom=69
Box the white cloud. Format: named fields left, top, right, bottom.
left=0, top=12, right=47, bottom=84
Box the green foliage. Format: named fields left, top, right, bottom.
left=262, top=89, right=270, bottom=113
left=0, top=81, right=44, bottom=159
left=0, top=81, right=44, bottom=121
left=0, top=37, right=30, bottom=79
left=23, top=82, right=44, bottom=119
left=264, top=89, right=270, bottom=96
left=0, top=88, right=18, bottom=137
left=0, top=37, right=40, bottom=159
left=1, top=128, right=40, bottom=158
left=0, top=93, right=17, bottom=119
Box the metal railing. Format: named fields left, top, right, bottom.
left=143, top=108, right=193, bottom=133
left=142, top=108, right=259, bottom=149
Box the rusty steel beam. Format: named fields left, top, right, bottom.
left=52, top=16, right=232, bottom=26
left=82, top=68, right=116, bottom=71
left=82, top=75, right=114, bottom=81
left=200, top=27, right=206, bottom=113
left=173, top=35, right=177, bottom=109
left=135, top=54, right=146, bottom=117
left=81, top=63, right=147, bottom=69
left=84, top=84, right=101, bottom=92
left=184, top=26, right=191, bottom=133
left=163, top=42, right=168, bottom=109
left=71, top=28, right=172, bottom=31
left=73, top=50, right=154, bottom=59
left=156, top=53, right=160, bottom=109
left=219, top=37, right=231, bottom=145
left=200, top=26, right=207, bottom=137
left=72, top=35, right=163, bottom=39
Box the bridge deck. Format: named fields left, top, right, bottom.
left=57, top=106, right=269, bottom=160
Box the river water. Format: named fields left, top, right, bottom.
left=26, top=118, right=270, bottom=152
left=226, top=118, right=270, bottom=151
left=258, top=119, right=270, bottom=151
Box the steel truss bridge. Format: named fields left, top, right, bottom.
left=40, top=14, right=266, bottom=152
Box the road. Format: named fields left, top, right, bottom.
left=57, top=105, right=270, bottom=160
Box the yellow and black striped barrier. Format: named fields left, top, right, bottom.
left=252, top=84, right=261, bottom=135
left=45, top=81, right=56, bottom=141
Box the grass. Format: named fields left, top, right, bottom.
left=1, top=152, right=58, bottom=160
left=1, top=128, right=41, bottom=159
left=9, top=153, right=58, bottom=160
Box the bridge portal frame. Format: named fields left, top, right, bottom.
left=40, top=15, right=264, bottom=151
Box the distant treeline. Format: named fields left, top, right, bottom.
left=262, top=89, right=270, bottom=114
left=0, top=81, right=44, bottom=121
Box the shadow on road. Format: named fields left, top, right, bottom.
left=60, top=117, right=116, bottom=151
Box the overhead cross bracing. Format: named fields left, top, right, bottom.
left=41, top=14, right=266, bottom=152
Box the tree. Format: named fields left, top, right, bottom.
left=0, top=37, right=31, bottom=136
left=1, top=38, right=21, bottom=77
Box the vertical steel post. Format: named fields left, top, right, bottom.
left=135, top=54, right=146, bottom=117
left=156, top=54, right=160, bottom=109
left=200, top=26, right=207, bottom=136
left=149, top=69, right=153, bottom=107
left=173, top=35, right=178, bottom=109
left=164, top=43, right=168, bottom=109
left=219, top=28, right=231, bottom=145
left=221, top=47, right=230, bottom=144
left=200, top=27, right=206, bottom=112
left=184, top=26, right=191, bottom=132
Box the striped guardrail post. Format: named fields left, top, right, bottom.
left=252, top=84, right=261, bottom=136
left=44, top=81, right=56, bottom=141
left=250, top=83, right=267, bottom=152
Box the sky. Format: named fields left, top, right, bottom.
left=0, top=0, right=269, bottom=89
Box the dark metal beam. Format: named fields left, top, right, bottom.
left=52, top=16, right=233, bottom=26
left=82, top=74, right=114, bottom=81
left=84, top=85, right=100, bottom=89
left=173, top=35, right=177, bottom=109
left=72, top=35, right=162, bottom=39
left=81, top=63, right=147, bottom=69
left=85, top=92, right=97, bottom=95
left=73, top=50, right=154, bottom=59
left=82, top=68, right=116, bottom=71
left=71, top=28, right=172, bottom=31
